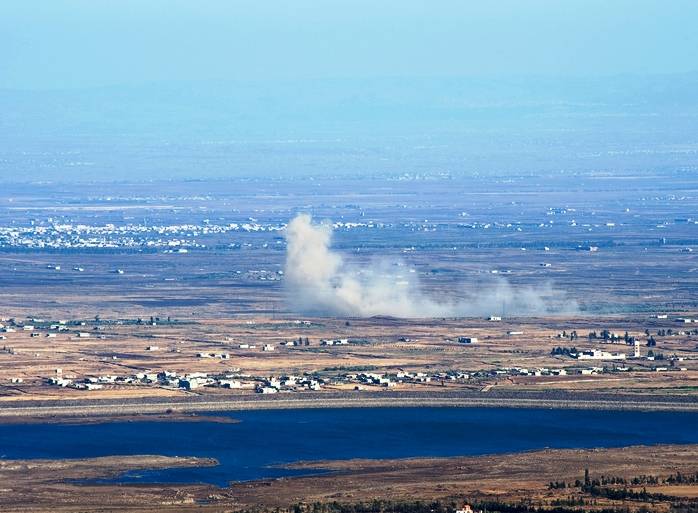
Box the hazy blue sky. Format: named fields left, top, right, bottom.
left=2, top=0, right=698, bottom=90
left=2, top=1, right=698, bottom=183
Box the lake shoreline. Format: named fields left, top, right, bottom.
left=1, top=389, right=698, bottom=423
left=3, top=445, right=698, bottom=512
left=0, top=412, right=240, bottom=425
left=2, top=406, right=698, bottom=498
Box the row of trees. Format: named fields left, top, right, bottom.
left=282, top=499, right=636, bottom=513
left=550, top=468, right=698, bottom=501
left=550, top=347, right=577, bottom=356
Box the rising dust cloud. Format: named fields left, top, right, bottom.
left=284, top=214, right=578, bottom=318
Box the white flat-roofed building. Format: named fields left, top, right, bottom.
left=576, top=349, right=626, bottom=361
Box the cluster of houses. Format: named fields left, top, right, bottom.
left=41, top=367, right=474, bottom=394
left=38, top=355, right=690, bottom=393
left=508, top=366, right=601, bottom=377
left=350, top=370, right=471, bottom=388
left=44, top=369, right=241, bottom=392
left=320, top=338, right=349, bottom=346
left=1, top=318, right=90, bottom=332
left=0, top=219, right=290, bottom=250
left=355, top=372, right=397, bottom=388
left=552, top=341, right=690, bottom=372
left=42, top=368, right=327, bottom=394
left=1, top=321, right=74, bottom=341
left=281, top=337, right=361, bottom=347
left=212, top=369, right=473, bottom=392
left=47, top=376, right=103, bottom=390
left=256, top=375, right=323, bottom=394
left=7, top=312, right=693, bottom=393
left=497, top=364, right=686, bottom=377
left=0, top=319, right=101, bottom=341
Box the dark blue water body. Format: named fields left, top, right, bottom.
left=1, top=407, right=697, bottom=487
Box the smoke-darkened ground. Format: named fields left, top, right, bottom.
left=0, top=172, right=696, bottom=319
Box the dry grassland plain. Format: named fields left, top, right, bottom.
left=1, top=175, right=697, bottom=511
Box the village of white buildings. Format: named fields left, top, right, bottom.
left=1, top=313, right=694, bottom=395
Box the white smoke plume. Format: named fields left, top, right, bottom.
left=284, top=214, right=578, bottom=318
